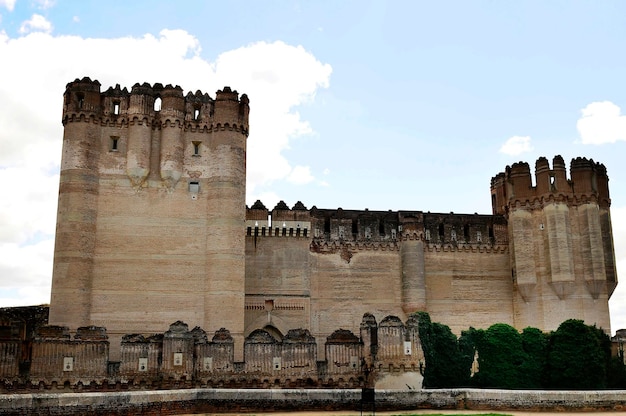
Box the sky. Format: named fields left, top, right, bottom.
left=0, top=0, right=625, bottom=333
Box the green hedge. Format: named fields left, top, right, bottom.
left=414, top=313, right=624, bottom=389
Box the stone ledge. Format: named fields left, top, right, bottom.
left=2, top=388, right=626, bottom=415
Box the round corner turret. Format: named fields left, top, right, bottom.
left=62, top=77, right=102, bottom=123
left=213, top=86, right=250, bottom=133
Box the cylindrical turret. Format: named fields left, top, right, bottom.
left=535, top=156, right=551, bottom=195
left=399, top=214, right=426, bottom=314
left=49, top=78, right=103, bottom=329
left=126, top=83, right=154, bottom=187
left=159, top=85, right=185, bottom=188
left=551, top=155, right=568, bottom=192
left=570, top=157, right=596, bottom=196
left=595, top=162, right=610, bottom=207
left=204, top=87, right=250, bottom=361
left=508, top=161, right=533, bottom=202
left=490, top=172, right=507, bottom=215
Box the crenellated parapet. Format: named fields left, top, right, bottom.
left=491, top=155, right=611, bottom=215
left=62, top=78, right=249, bottom=135
left=246, top=200, right=311, bottom=237
left=30, top=325, right=109, bottom=385
left=246, top=203, right=508, bottom=253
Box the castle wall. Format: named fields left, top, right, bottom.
left=423, top=246, right=513, bottom=333
left=89, top=178, right=208, bottom=354
left=310, top=248, right=403, bottom=359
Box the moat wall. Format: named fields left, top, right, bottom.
left=2, top=388, right=626, bottom=415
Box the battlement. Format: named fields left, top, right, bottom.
left=62, top=77, right=249, bottom=134
left=490, top=155, right=610, bottom=215
left=246, top=201, right=508, bottom=246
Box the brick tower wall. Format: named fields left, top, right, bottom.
left=49, top=78, right=249, bottom=360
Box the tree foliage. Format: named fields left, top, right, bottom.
left=413, top=314, right=625, bottom=389
left=520, top=327, right=548, bottom=388
left=546, top=319, right=609, bottom=389
left=414, top=312, right=469, bottom=388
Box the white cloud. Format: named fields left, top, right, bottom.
left=577, top=101, right=626, bottom=145
left=72, top=15, right=79, bottom=23
left=211, top=41, right=332, bottom=194
left=499, top=135, right=533, bottom=155
left=287, top=165, right=315, bottom=185
left=0, top=30, right=331, bottom=307
left=35, top=0, right=55, bottom=9
left=19, top=14, right=53, bottom=34
left=0, top=0, right=15, bottom=11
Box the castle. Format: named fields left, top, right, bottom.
left=16, top=77, right=614, bottom=388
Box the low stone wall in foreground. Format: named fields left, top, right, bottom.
left=2, top=388, right=626, bottom=415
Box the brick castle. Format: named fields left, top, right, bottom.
left=4, top=77, right=615, bottom=388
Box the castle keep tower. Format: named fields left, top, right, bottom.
left=491, top=156, right=617, bottom=331
left=49, top=78, right=249, bottom=359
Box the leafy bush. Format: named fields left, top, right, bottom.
left=546, top=319, right=609, bottom=389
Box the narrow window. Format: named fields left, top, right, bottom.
left=189, top=181, right=200, bottom=193
left=154, top=97, right=162, bottom=112
left=438, top=223, right=444, bottom=239
left=192, top=141, right=201, bottom=156
left=194, top=107, right=201, bottom=120
left=476, top=231, right=482, bottom=243
left=425, top=229, right=430, bottom=241
left=379, top=221, right=385, bottom=236
left=76, top=92, right=84, bottom=109
left=550, top=174, right=556, bottom=190
left=113, top=101, right=120, bottom=115
left=488, top=226, right=494, bottom=239
left=110, top=137, right=119, bottom=151
left=464, top=224, right=470, bottom=241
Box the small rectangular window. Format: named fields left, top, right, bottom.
left=138, top=358, right=148, bottom=372
left=113, top=102, right=120, bottom=115
left=192, top=141, right=201, bottom=156
left=63, top=357, right=74, bottom=372
left=189, top=181, right=200, bottom=193
left=173, top=352, right=183, bottom=366
left=110, top=137, right=119, bottom=151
